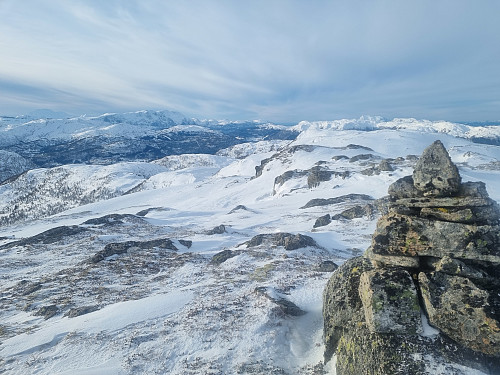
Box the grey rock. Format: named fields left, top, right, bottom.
left=459, top=181, right=490, bottom=198
left=35, top=304, right=58, bottom=320
left=420, top=204, right=500, bottom=224
left=255, top=287, right=306, bottom=317
left=323, top=257, right=495, bottom=374
left=210, top=249, right=237, bottom=265
left=345, top=144, right=373, bottom=151
left=424, top=256, right=487, bottom=279
left=178, top=239, right=192, bottom=249
left=65, top=305, right=99, bottom=318
left=245, top=233, right=318, bottom=250
left=332, top=155, right=349, bottom=161
left=370, top=213, right=500, bottom=263
left=228, top=205, right=250, bottom=214
left=83, top=214, right=143, bottom=226
left=206, top=224, right=226, bottom=235
left=15, top=280, right=43, bottom=296
left=317, top=260, right=338, bottom=272
left=323, top=140, right=500, bottom=373
left=388, top=176, right=421, bottom=199
left=359, top=269, right=421, bottom=334
left=360, top=166, right=378, bottom=176
left=331, top=204, right=376, bottom=220
left=419, top=271, right=500, bottom=357
left=323, top=257, right=373, bottom=361
left=254, top=156, right=273, bottom=177
left=135, top=207, right=172, bottom=216
left=394, top=195, right=496, bottom=209
left=412, top=140, right=461, bottom=197
left=0, top=225, right=89, bottom=250
left=273, top=169, right=308, bottom=189
left=91, top=238, right=178, bottom=263
left=300, top=194, right=374, bottom=209
left=313, top=214, right=331, bottom=228
left=366, top=250, right=421, bottom=269
left=307, top=166, right=334, bottom=188
left=349, top=153, right=376, bottom=163
left=378, top=159, right=394, bottom=171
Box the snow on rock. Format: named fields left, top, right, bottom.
left=0, top=122, right=499, bottom=375
left=153, top=153, right=232, bottom=171
left=217, top=140, right=288, bottom=159
left=0, top=162, right=168, bottom=226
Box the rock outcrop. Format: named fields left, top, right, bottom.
left=323, top=141, right=500, bottom=374
left=245, top=232, right=318, bottom=250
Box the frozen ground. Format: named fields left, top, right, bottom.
left=1, top=122, right=499, bottom=374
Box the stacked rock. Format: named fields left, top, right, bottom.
left=323, top=141, right=500, bottom=374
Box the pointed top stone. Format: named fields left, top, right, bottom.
left=412, top=140, right=461, bottom=197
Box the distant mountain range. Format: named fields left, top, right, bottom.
left=1, top=109, right=499, bottom=374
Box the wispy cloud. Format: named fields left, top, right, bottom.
left=0, top=0, right=499, bottom=122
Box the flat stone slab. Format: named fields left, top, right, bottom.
left=371, top=213, right=500, bottom=263
left=394, top=196, right=494, bottom=208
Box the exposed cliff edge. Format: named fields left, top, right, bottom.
left=323, top=140, right=500, bottom=374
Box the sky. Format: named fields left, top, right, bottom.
left=0, top=0, right=499, bottom=123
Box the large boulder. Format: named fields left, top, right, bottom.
left=323, top=257, right=374, bottom=362
left=419, top=271, right=500, bottom=357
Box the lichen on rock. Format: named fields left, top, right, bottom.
left=323, top=140, right=500, bottom=374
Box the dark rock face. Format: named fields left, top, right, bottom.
left=0, top=225, right=89, bottom=250
left=35, top=304, right=59, bottom=320
left=245, top=232, right=318, bottom=250
left=331, top=204, right=376, bottom=221
left=65, top=305, right=99, bottom=318
left=313, top=214, right=331, bottom=228
left=317, top=260, right=338, bottom=272
left=90, top=238, right=178, bottom=263
left=272, top=166, right=350, bottom=193
left=83, top=214, right=143, bottom=226
left=300, top=194, right=374, bottom=209
left=228, top=205, right=250, bottom=214
left=254, top=287, right=306, bottom=317
left=210, top=249, right=238, bottom=265
left=206, top=224, right=227, bottom=235
left=323, top=141, right=500, bottom=374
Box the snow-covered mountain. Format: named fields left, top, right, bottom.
left=0, top=110, right=298, bottom=167
left=0, top=111, right=499, bottom=374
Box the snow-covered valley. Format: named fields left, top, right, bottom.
left=1, top=113, right=500, bottom=374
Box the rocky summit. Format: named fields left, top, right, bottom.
left=323, top=140, right=500, bottom=375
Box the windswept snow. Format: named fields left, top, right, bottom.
left=0, top=118, right=499, bottom=375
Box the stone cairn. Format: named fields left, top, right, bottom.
left=323, top=140, right=500, bottom=374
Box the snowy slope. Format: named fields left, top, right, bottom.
left=0, top=150, right=36, bottom=183
left=0, top=162, right=169, bottom=226
left=0, top=110, right=186, bottom=146
left=0, top=122, right=499, bottom=375
left=295, top=116, right=500, bottom=144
